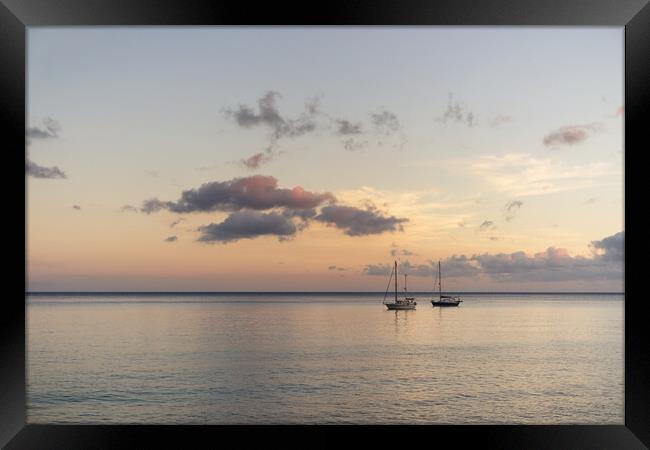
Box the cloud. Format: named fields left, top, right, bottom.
left=315, top=205, right=408, bottom=236
left=590, top=231, right=623, bottom=261
left=472, top=245, right=621, bottom=282
left=371, top=110, right=401, bottom=135
left=503, top=200, right=523, bottom=222
left=170, top=218, right=186, bottom=228
left=164, top=236, right=178, bottom=243
left=138, top=175, right=336, bottom=214
left=467, top=153, right=616, bottom=197
left=26, top=117, right=60, bottom=140
left=341, top=138, right=369, bottom=151
left=437, top=94, right=476, bottom=127
left=362, top=263, right=392, bottom=276
left=543, top=123, right=603, bottom=147
left=197, top=211, right=297, bottom=243
left=224, top=91, right=318, bottom=142
left=120, top=205, right=139, bottom=213
left=479, top=220, right=495, bottom=231
left=336, top=119, right=363, bottom=135
left=389, top=243, right=415, bottom=257
left=364, top=232, right=623, bottom=283
left=241, top=152, right=273, bottom=170
left=26, top=160, right=67, bottom=179
left=328, top=265, right=347, bottom=271
left=72, top=205, right=81, bottom=210
left=363, top=256, right=479, bottom=278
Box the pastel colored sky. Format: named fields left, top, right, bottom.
left=27, top=27, right=624, bottom=292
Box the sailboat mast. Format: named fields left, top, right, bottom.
left=394, top=260, right=398, bottom=302
left=438, top=261, right=442, bottom=299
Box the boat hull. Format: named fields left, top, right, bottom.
left=385, top=303, right=416, bottom=310
left=431, top=301, right=461, bottom=307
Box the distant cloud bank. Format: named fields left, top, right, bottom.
left=363, top=231, right=624, bottom=284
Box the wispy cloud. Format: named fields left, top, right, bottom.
left=120, top=205, right=138, bottom=213
left=479, top=220, right=496, bottom=232
left=170, top=218, right=186, bottom=228
left=437, top=93, right=476, bottom=127
left=224, top=92, right=319, bottom=168
left=26, top=160, right=67, bottom=179
left=26, top=117, right=61, bottom=140
left=467, top=153, right=616, bottom=197
left=503, top=200, right=523, bottom=222
left=72, top=205, right=81, bottom=210
left=336, top=119, right=363, bottom=135
left=241, top=152, right=273, bottom=170
left=164, top=236, right=178, bottom=243
left=543, top=123, right=603, bottom=147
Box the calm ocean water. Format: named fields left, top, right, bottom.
left=27, top=293, right=624, bottom=424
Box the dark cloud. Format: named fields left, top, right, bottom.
left=437, top=94, right=476, bottom=127
left=224, top=91, right=318, bottom=142
left=328, top=265, right=347, bottom=272
left=164, top=236, right=178, bottom=243
left=371, top=110, right=401, bottom=135
left=72, top=205, right=81, bottom=210
left=26, top=117, right=60, bottom=140
left=590, top=231, right=624, bottom=262
left=197, top=211, right=297, bottom=243
left=543, top=123, right=602, bottom=147
left=336, top=119, right=363, bottom=135
left=503, top=200, right=523, bottom=222
left=26, top=160, right=66, bottom=179
left=241, top=152, right=273, bottom=170
left=315, top=205, right=408, bottom=236
left=138, top=175, right=336, bottom=214
left=479, top=220, right=495, bottom=231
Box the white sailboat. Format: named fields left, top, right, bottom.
left=431, top=261, right=462, bottom=307
left=383, top=261, right=417, bottom=310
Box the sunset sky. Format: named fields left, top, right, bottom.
left=26, top=27, right=624, bottom=292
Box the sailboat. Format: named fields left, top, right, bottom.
left=431, top=261, right=462, bottom=307
left=383, top=261, right=417, bottom=310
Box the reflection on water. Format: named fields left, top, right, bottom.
left=27, top=293, right=624, bottom=424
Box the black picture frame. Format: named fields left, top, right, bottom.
left=1, top=1, right=648, bottom=448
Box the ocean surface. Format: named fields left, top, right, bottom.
left=27, top=293, right=624, bottom=424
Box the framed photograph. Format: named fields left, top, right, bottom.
left=1, top=0, right=649, bottom=448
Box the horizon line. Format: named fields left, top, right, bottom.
left=26, top=291, right=625, bottom=295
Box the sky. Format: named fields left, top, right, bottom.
left=26, top=27, right=624, bottom=292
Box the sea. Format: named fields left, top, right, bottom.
left=26, top=292, right=624, bottom=424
